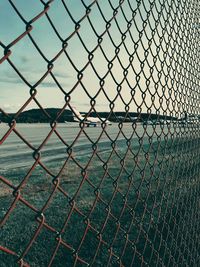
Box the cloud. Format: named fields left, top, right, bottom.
left=1, top=69, right=26, bottom=84
left=1, top=69, right=69, bottom=88
left=1, top=103, right=21, bottom=112
left=3, top=69, right=19, bottom=79
left=81, top=102, right=105, bottom=107
left=95, top=103, right=108, bottom=107
left=71, top=100, right=108, bottom=108
left=39, top=82, right=58, bottom=88
left=52, top=70, right=71, bottom=79
left=20, top=55, right=30, bottom=64
left=0, top=76, right=23, bottom=84
left=0, top=75, right=69, bottom=89
left=1, top=67, right=71, bottom=87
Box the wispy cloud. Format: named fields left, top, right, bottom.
left=71, top=100, right=108, bottom=108
left=52, top=70, right=71, bottom=79
left=78, top=102, right=108, bottom=107
left=40, top=81, right=59, bottom=88
left=1, top=103, right=21, bottom=112
left=1, top=67, right=71, bottom=85
left=0, top=76, right=23, bottom=84
left=1, top=70, right=69, bottom=88
left=19, top=55, right=30, bottom=64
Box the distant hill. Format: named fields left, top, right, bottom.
left=0, top=108, right=73, bottom=123
left=0, top=108, right=176, bottom=123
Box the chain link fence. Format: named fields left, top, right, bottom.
left=0, top=0, right=200, bottom=266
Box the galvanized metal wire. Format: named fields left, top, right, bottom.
left=0, top=0, right=200, bottom=266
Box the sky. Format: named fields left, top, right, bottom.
left=0, top=0, right=198, bottom=115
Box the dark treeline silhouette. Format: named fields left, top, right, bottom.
left=0, top=108, right=176, bottom=123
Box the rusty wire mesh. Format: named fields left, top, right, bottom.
left=0, top=0, right=200, bottom=266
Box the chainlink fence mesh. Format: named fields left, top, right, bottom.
left=0, top=0, right=200, bottom=266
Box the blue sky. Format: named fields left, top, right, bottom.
left=0, top=0, right=191, bottom=115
